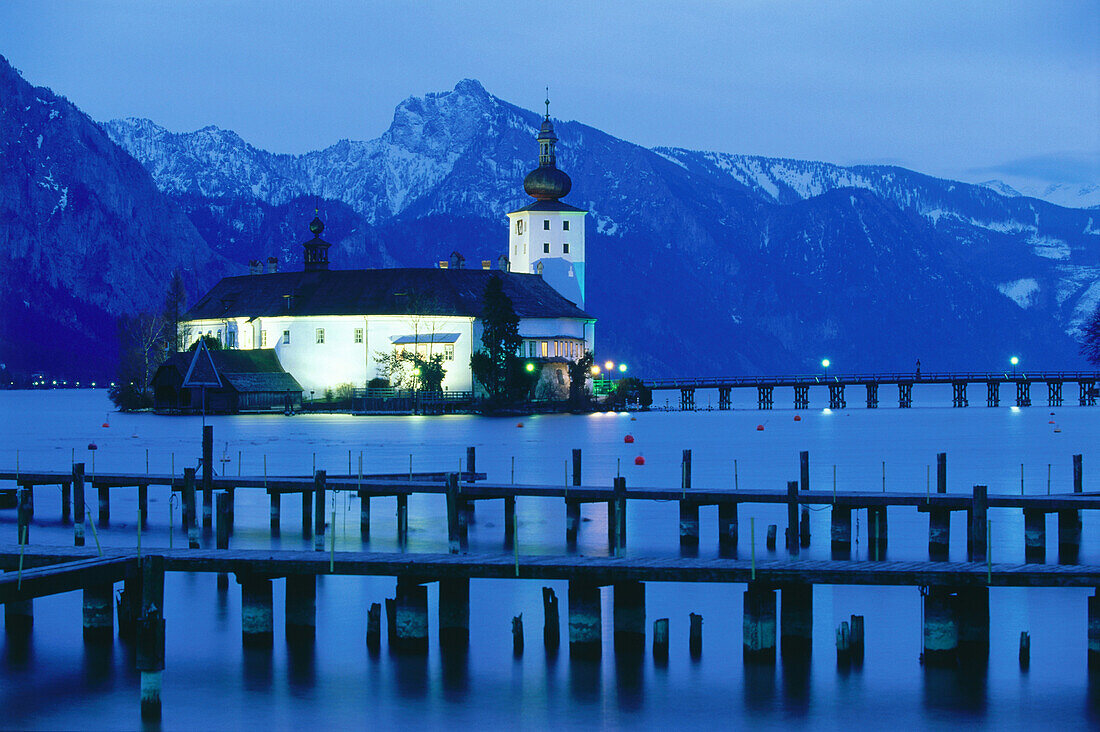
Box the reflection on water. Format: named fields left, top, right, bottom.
left=1, top=390, right=1099, bottom=729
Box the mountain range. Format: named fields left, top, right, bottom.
left=3, top=54, right=1098, bottom=381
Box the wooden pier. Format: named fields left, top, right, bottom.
left=3, top=435, right=1100, bottom=719
left=642, top=370, right=1100, bottom=410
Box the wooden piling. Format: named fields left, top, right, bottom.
left=97, top=483, right=110, bottom=527
left=184, top=468, right=199, bottom=549
left=1088, top=590, right=1100, bottom=670
left=82, top=582, right=114, bottom=642
left=566, top=449, right=581, bottom=547
left=743, top=583, right=777, bottom=664
left=836, top=621, right=851, bottom=665
left=850, top=614, right=864, bottom=664
left=1058, top=509, right=1082, bottom=564
left=510, top=614, right=524, bottom=656
left=786, top=480, right=800, bottom=553
left=1024, top=508, right=1046, bottom=563
left=568, top=580, right=602, bottom=658
left=799, top=506, right=811, bottom=548
left=780, top=584, right=812, bottom=660
left=301, top=486, right=313, bottom=540
left=689, top=612, right=703, bottom=658
left=359, top=490, right=370, bottom=540
left=396, top=495, right=408, bottom=545
left=718, top=501, right=738, bottom=556
left=201, top=426, right=213, bottom=530
left=800, top=450, right=809, bottom=492
left=613, top=580, right=645, bottom=655
left=957, top=586, right=989, bottom=661
left=240, top=575, right=274, bottom=648
left=385, top=597, right=397, bottom=646
left=868, top=506, right=887, bottom=560
left=766, top=524, right=777, bottom=550
left=313, top=471, right=326, bottom=551
left=653, top=618, right=669, bottom=662
left=830, top=506, right=851, bottom=557
left=216, top=492, right=230, bottom=550
left=117, top=574, right=141, bottom=641
left=17, top=487, right=31, bottom=544
left=1019, top=631, right=1030, bottom=669
left=4, top=596, right=32, bottom=635
left=446, top=473, right=461, bottom=554
left=542, top=587, right=560, bottom=651
left=439, top=577, right=470, bottom=649
left=394, top=579, right=428, bottom=654
left=137, top=555, right=165, bottom=721
left=1073, top=454, right=1083, bottom=493
left=73, top=463, right=85, bottom=546
left=504, top=495, right=516, bottom=548
left=967, top=485, right=988, bottom=562
left=366, top=602, right=381, bottom=652
left=285, top=575, right=317, bottom=641
left=61, top=481, right=71, bottom=524
left=922, top=586, right=957, bottom=667
left=610, top=477, right=626, bottom=553
left=679, top=500, right=700, bottom=550
left=270, top=491, right=281, bottom=535
left=138, top=484, right=148, bottom=531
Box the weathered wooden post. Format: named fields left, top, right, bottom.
left=957, top=587, right=989, bottom=661
left=438, top=578, right=470, bottom=649
left=117, top=571, right=142, bottom=641
left=799, top=506, right=811, bottom=548
left=967, top=485, right=987, bottom=562
left=4, top=593, right=32, bottom=636
left=465, top=446, right=477, bottom=523
left=301, top=488, right=313, bottom=540
left=285, top=575, right=317, bottom=641
left=1023, top=509, right=1046, bottom=563
left=366, top=602, right=381, bottom=653
left=687, top=612, right=702, bottom=658
left=138, top=484, right=148, bottom=531
left=504, top=495, right=516, bottom=548
left=184, top=468, right=199, bottom=549
left=610, top=476, right=626, bottom=553
left=719, top=501, right=739, bottom=556
left=766, top=524, right=778, bottom=550
left=216, top=493, right=230, bottom=550
left=313, top=471, right=326, bottom=551
left=836, top=621, right=851, bottom=665
left=1058, top=509, right=1082, bottom=564
left=928, top=453, right=950, bottom=560
left=922, top=586, right=957, bottom=667
left=1073, top=454, right=1083, bottom=493
left=359, top=491, right=370, bottom=540
left=202, top=425, right=213, bottom=529
left=786, top=481, right=800, bottom=553
left=270, top=489, right=281, bottom=536
left=743, top=584, right=777, bottom=664
left=566, top=449, right=581, bottom=547
left=137, top=555, right=166, bottom=721
left=61, top=481, right=71, bottom=524
left=850, top=614, right=865, bottom=664
left=396, top=495, right=408, bottom=545
left=73, top=462, right=85, bottom=546
left=568, top=580, right=602, bottom=658
left=680, top=450, right=699, bottom=552
left=385, top=598, right=397, bottom=646
left=97, top=482, right=110, bottom=527
left=446, top=473, right=461, bottom=554
left=1019, top=631, right=1030, bottom=669
left=17, top=487, right=31, bottom=544
left=868, top=506, right=888, bottom=560
left=653, top=618, right=670, bottom=663
left=512, top=614, right=524, bottom=656
left=542, top=587, right=560, bottom=651
left=83, top=582, right=114, bottom=642
left=780, top=584, right=813, bottom=661
left=800, top=451, right=810, bottom=492
left=831, top=505, right=852, bottom=557
left=613, top=581, right=645, bottom=655
left=394, top=578, right=428, bottom=654
left=240, top=574, right=274, bottom=648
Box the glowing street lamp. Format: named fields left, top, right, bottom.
left=1010, top=356, right=1019, bottom=378
left=821, top=358, right=831, bottom=379
left=590, top=365, right=601, bottom=376
left=618, top=364, right=627, bottom=373
left=525, top=362, right=536, bottom=372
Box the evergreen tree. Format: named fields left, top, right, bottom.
left=1082, top=304, right=1100, bottom=365
left=162, top=269, right=188, bottom=354
left=471, top=275, right=525, bottom=402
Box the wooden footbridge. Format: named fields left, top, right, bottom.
left=641, top=370, right=1100, bottom=410
left=3, top=427, right=1100, bottom=720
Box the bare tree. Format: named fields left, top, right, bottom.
left=1081, top=304, right=1100, bottom=365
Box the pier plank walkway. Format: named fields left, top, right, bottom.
left=0, top=554, right=132, bottom=602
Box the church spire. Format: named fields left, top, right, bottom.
left=302, top=210, right=331, bottom=272
left=525, top=91, right=571, bottom=200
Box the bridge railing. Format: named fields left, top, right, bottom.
left=642, top=370, right=1100, bottom=389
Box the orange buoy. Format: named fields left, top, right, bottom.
left=624, top=434, right=635, bottom=443
left=634, top=455, right=645, bottom=465
left=1049, top=420, right=1055, bottom=424
left=102, top=422, right=110, bottom=428
left=516, top=422, right=524, bottom=428
left=793, top=415, right=802, bottom=422
left=756, top=424, right=765, bottom=431
left=630, top=417, right=637, bottom=421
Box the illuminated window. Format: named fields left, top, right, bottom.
left=444, top=344, right=454, bottom=361
left=416, top=344, right=428, bottom=358
left=563, top=221, right=570, bottom=231
left=555, top=341, right=560, bottom=357
left=283, top=330, right=290, bottom=344
left=261, top=330, right=267, bottom=347
left=563, top=242, right=569, bottom=254
left=316, top=328, right=325, bottom=344
left=227, top=331, right=237, bottom=348
left=354, top=328, right=363, bottom=344
left=543, top=219, right=550, bottom=230
left=541, top=341, right=548, bottom=357
left=543, top=242, right=550, bottom=253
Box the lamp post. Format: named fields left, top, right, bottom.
left=821, top=358, right=831, bottom=380
left=1010, top=356, right=1019, bottom=379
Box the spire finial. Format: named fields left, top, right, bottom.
left=544, top=87, right=550, bottom=119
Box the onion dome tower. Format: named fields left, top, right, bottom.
left=506, top=94, right=588, bottom=309
left=302, top=211, right=331, bottom=272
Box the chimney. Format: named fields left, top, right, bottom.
left=481, top=260, right=491, bottom=270
left=449, top=251, right=465, bottom=269
left=249, top=260, right=262, bottom=275
left=438, top=261, right=449, bottom=269
left=267, top=256, right=279, bottom=273
left=497, top=254, right=510, bottom=270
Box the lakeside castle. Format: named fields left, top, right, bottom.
left=166, top=100, right=593, bottom=404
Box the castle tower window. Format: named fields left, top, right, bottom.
left=543, top=242, right=550, bottom=253
left=261, top=330, right=267, bottom=347
left=563, top=221, right=570, bottom=231
left=543, top=219, right=550, bottom=230
left=283, top=330, right=291, bottom=344
left=316, top=328, right=325, bottom=344
left=563, top=243, right=569, bottom=254
left=354, top=328, right=364, bottom=344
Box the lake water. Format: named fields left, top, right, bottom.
left=1, top=389, right=1098, bottom=730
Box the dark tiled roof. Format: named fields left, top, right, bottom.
left=221, top=371, right=303, bottom=393
left=184, top=269, right=592, bottom=321
left=508, top=200, right=587, bottom=213
left=152, top=349, right=302, bottom=393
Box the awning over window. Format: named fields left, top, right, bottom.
left=390, top=333, right=461, bottom=344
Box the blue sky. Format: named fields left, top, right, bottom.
left=2, top=0, right=1097, bottom=184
